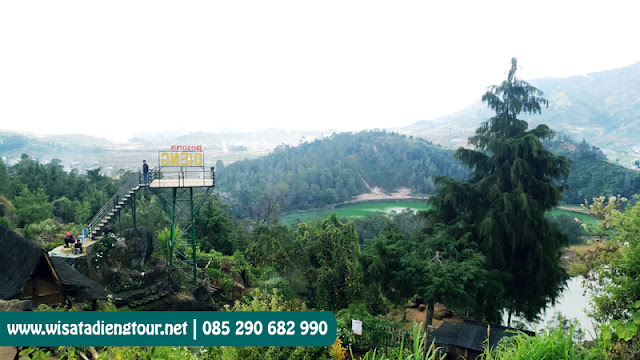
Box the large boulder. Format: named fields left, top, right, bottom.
left=143, top=260, right=170, bottom=287
left=433, top=303, right=454, bottom=320
left=141, top=292, right=219, bottom=311
left=74, top=228, right=154, bottom=282
left=121, top=228, right=154, bottom=269
left=193, top=278, right=212, bottom=304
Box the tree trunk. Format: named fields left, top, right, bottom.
left=425, top=302, right=435, bottom=328
left=425, top=302, right=436, bottom=356
left=507, top=309, right=512, bottom=327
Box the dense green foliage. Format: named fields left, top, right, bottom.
left=206, top=289, right=331, bottom=360
left=0, top=154, right=120, bottom=223
left=564, top=158, right=640, bottom=205
left=481, top=325, right=600, bottom=360
left=425, top=58, right=570, bottom=322
left=542, top=135, right=640, bottom=203
left=582, top=199, right=640, bottom=357
left=544, top=135, right=640, bottom=203
left=218, top=131, right=468, bottom=215
left=350, top=208, right=426, bottom=245
left=336, top=303, right=408, bottom=352
left=0, top=153, right=174, bottom=249
left=293, top=214, right=362, bottom=311
left=354, top=322, right=444, bottom=360
left=195, top=196, right=240, bottom=254
left=546, top=214, right=587, bottom=244
left=361, top=221, right=488, bottom=323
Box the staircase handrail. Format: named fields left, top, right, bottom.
left=88, top=170, right=142, bottom=235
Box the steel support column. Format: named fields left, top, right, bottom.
left=151, top=186, right=213, bottom=285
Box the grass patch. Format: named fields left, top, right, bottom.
left=281, top=199, right=429, bottom=227
left=547, top=209, right=598, bottom=225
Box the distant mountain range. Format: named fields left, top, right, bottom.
left=2, top=61, right=640, bottom=171
left=0, top=129, right=326, bottom=173
left=395, top=61, right=640, bottom=166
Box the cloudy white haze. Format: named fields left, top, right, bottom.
left=1, top=0, right=639, bottom=141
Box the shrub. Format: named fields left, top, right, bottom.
left=354, top=322, right=444, bottom=360
left=546, top=214, right=587, bottom=245
left=42, top=241, right=64, bottom=252
left=481, top=324, right=598, bottom=360
left=336, top=303, right=407, bottom=352
left=0, top=216, right=14, bottom=229
left=24, top=218, right=57, bottom=241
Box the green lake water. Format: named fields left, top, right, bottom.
left=281, top=200, right=596, bottom=227
left=280, top=199, right=429, bottom=226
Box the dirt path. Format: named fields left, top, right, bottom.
left=558, top=205, right=589, bottom=214
left=385, top=305, right=464, bottom=330
left=354, top=187, right=428, bottom=201
left=0, top=346, right=17, bottom=360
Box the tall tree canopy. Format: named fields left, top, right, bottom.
left=361, top=221, right=488, bottom=324
left=294, top=213, right=361, bottom=311
left=425, top=58, right=571, bottom=322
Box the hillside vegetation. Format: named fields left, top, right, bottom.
left=217, top=131, right=468, bottom=215
left=544, top=135, right=640, bottom=204
left=217, top=130, right=640, bottom=223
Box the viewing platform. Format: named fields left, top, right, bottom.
left=49, top=237, right=98, bottom=259
left=148, top=166, right=215, bottom=189
left=148, top=178, right=214, bottom=188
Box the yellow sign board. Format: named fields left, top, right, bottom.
left=160, top=152, right=204, bottom=167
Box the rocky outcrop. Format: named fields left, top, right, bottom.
left=121, top=228, right=154, bottom=269
left=0, top=299, right=34, bottom=312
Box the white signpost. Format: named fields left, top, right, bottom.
left=352, top=319, right=362, bottom=336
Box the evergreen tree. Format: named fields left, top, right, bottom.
left=0, top=157, right=10, bottom=196
left=426, top=58, right=571, bottom=322
left=294, top=213, right=361, bottom=311
left=195, top=196, right=238, bottom=255
left=362, top=221, right=488, bottom=325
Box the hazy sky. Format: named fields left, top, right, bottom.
left=1, top=1, right=639, bottom=142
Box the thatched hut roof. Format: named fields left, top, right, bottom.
left=50, top=258, right=114, bottom=301
left=0, top=224, right=113, bottom=302
left=429, top=320, right=535, bottom=353
left=0, top=225, right=49, bottom=300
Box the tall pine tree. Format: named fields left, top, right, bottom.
left=426, top=58, right=570, bottom=322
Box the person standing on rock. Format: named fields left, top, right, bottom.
left=142, top=160, right=149, bottom=185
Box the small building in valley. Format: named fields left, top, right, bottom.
left=429, top=319, right=534, bottom=359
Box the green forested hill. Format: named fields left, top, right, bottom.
left=218, top=131, right=640, bottom=219
left=217, top=131, right=468, bottom=214
left=564, top=158, right=640, bottom=204
left=543, top=136, right=640, bottom=203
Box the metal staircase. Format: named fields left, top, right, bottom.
left=87, top=170, right=148, bottom=239
left=84, top=165, right=214, bottom=285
